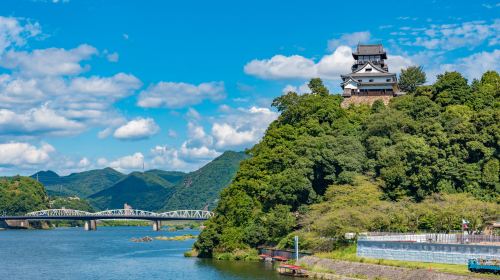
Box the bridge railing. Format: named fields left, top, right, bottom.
left=23, top=209, right=214, bottom=219
left=26, top=209, right=93, bottom=217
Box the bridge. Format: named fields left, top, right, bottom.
left=0, top=209, right=214, bottom=231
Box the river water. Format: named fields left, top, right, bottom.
left=0, top=226, right=287, bottom=280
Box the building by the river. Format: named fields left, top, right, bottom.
left=340, top=44, right=404, bottom=107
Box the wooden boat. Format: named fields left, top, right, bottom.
left=259, top=254, right=273, bottom=262
left=272, top=255, right=288, bottom=262
left=278, top=264, right=309, bottom=277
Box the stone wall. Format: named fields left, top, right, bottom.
left=340, top=95, right=393, bottom=108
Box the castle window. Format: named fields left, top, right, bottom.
left=358, top=79, right=362, bottom=82
left=365, top=68, right=372, bottom=72
left=369, top=79, right=374, bottom=82
left=386, top=79, right=391, bottom=82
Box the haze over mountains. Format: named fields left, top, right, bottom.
left=32, top=151, right=247, bottom=211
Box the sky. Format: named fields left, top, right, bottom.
left=0, top=0, right=498, bottom=175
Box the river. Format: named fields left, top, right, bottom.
left=0, top=226, right=287, bottom=280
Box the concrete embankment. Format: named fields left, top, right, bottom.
left=299, top=256, right=489, bottom=280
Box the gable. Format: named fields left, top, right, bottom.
left=355, top=62, right=385, bottom=74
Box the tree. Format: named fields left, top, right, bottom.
left=308, top=78, right=329, bottom=96
left=398, top=66, right=426, bottom=93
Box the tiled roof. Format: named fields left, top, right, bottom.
left=354, top=44, right=385, bottom=55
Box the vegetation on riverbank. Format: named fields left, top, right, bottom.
left=155, top=234, right=197, bottom=241
left=195, top=70, right=500, bottom=257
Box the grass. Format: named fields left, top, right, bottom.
left=314, top=244, right=499, bottom=278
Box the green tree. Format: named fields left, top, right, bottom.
left=398, top=66, right=427, bottom=93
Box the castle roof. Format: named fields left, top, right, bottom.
left=352, top=44, right=387, bottom=59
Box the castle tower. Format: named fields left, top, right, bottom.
left=340, top=44, right=403, bottom=107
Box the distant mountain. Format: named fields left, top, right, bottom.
left=162, top=151, right=248, bottom=211
left=31, top=151, right=247, bottom=211
left=32, top=168, right=125, bottom=197
left=144, top=170, right=186, bottom=185
left=88, top=172, right=177, bottom=211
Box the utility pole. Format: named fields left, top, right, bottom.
left=294, top=236, right=299, bottom=262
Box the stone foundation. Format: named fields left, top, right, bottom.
left=341, top=95, right=393, bottom=108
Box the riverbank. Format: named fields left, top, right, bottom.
left=299, top=256, right=497, bottom=280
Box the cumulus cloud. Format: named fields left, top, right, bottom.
left=137, top=81, right=226, bottom=108
left=109, top=152, right=144, bottom=171
left=212, top=106, right=279, bottom=149
left=113, top=117, right=160, bottom=140
left=327, top=31, right=371, bottom=51
left=0, top=44, right=98, bottom=77
left=244, top=46, right=354, bottom=80
left=0, top=105, right=85, bottom=136
left=0, top=142, right=54, bottom=166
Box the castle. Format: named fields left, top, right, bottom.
left=340, top=44, right=403, bottom=107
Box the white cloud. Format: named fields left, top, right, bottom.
left=78, top=157, right=90, bottom=168
left=282, top=82, right=310, bottom=94
left=0, top=142, right=54, bottom=166
left=0, top=72, right=141, bottom=137
left=0, top=16, right=41, bottom=55
left=327, top=31, right=371, bottom=51
left=0, top=44, right=98, bottom=77
left=0, top=105, right=85, bottom=136
left=106, top=52, right=119, bottom=62
left=113, top=117, right=160, bottom=140
left=244, top=45, right=354, bottom=80
left=397, top=20, right=500, bottom=51
left=386, top=54, right=415, bottom=73
left=167, top=129, right=177, bottom=138
left=211, top=106, right=279, bottom=149
left=109, top=152, right=144, bottom=171
left=137, top=81, right=226, bottom=108
left=186, top=107, right=201, bottom=120
left=437, top=49, right=500, bottom=81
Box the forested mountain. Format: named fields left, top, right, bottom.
left=88, top=172, right=178, bottom=211
left=162, top=151, right=248, bottom=210
left=194, top=71, right=500, bottom=258
left=0, top=176, right=49, bottom=215
left=88, top=151, right=247, bottom=211
left=32, top=168, right=125, bottom=197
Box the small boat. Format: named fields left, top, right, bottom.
left=272, top=255, right=288, bottom=262
left=278, top=264, right=309, bottom=277
left=259, top=254, right=273, bottom=262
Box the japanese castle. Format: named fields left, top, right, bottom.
left=340, top=44, right=403, bottom=106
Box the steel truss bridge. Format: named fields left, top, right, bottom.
left=0, top=209, right=214, bottom=231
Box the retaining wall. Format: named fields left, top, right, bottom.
left=357, top=240, right=500, bottom=264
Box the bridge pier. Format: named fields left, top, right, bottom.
left=152, top=220, right=161, bottom=231
left=84, top=220, right=97, bottom=231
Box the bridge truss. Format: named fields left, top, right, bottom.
left=24, top=208, right=214, bottom=220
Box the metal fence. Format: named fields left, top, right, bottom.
left=357, top=240, right=500, bottom=265
left=358, top=233, right=500, bottom=245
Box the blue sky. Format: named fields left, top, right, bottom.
left=0, top=0, right=498, bottom=175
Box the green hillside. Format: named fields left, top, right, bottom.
left=194, top=72, right=500, bottom=258
left=88, top=172, right=176, bottom=211
left=145, top=170, right=186, bottom=185
left=162, top=151, right=248, bottom=211
left=0, top=176, right=49, bottom=215
left=32, top=168, right=125, bottom=197
left=87, top=151, right=246, bottom=211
